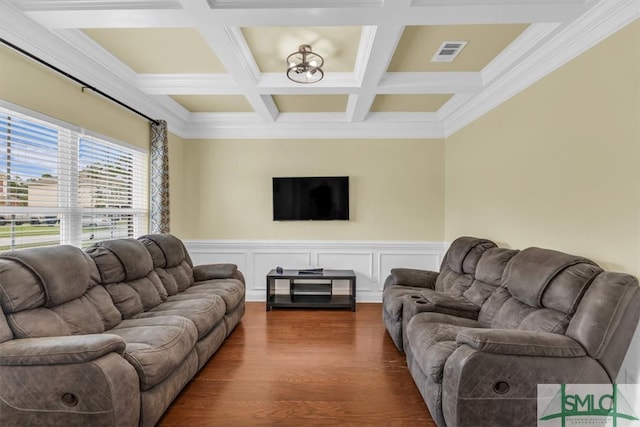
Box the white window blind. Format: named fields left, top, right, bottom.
left=0, top=104, right=148, bottom=251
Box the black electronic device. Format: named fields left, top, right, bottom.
left=276, top=266, right=283, bottom=274
left=272, top=176, right=349, bottom=221
left=298, top=268, right=324, bottom=275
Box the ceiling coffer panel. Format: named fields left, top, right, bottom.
left=389, top=24, right=529, bottom=72
left=83, top=28, right=226, bottom=73
left=8, top=0, right=625, bottom=139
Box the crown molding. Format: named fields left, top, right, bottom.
left=17, top=1, right=181, bottom=11
left=207, top=0, right=383, bottom=9
left=3, top=0, right=637, bottom=141
left=442, top=0, right=640, bottom=137
left=182, top=112, right=444, bottom=139
left=0, top=4, right=190, bottom=133
left=137, top=74, right=240, bottom=95
left=480, top=22, right=561, bottom=84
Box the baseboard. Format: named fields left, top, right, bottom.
left=183, top=239, right=446, bottom=303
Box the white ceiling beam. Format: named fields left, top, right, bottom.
left=258, top=73, right=361, bottom=95
left=22, top=3, right=591, bottom=29
left=347, top=24, right=405, bottom=122
left=177, top=0, right=279, bottom=121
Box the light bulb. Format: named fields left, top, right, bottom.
left=309, top=60, right=317, bottom=67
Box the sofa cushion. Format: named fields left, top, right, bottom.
left=541, top=263, right=602, bottom=315
left=383, top=286, right=424, bottom=320
left=434, top=237, right=496, bottom=294
left=136, top=294, right=226, bottom=339
left=405, top=313, right=480, bottom=383
left=0, top=310, right=13, bottom=343
left=108, top=315, right=198, bottom=391
left=162, top=262, right=194, bottom=293
left=503, top=247, right=598, bottom=309
left=463, top=280, right=496, bottom=308
left=86, top=239, right=168, bottom=318
left=491, top=297, right=538, bottom=330
left=474, top=248, right=519, bottom=286
left=181, top=279, right=245, bottom=313
left=0, top=257, right=45, bottom=313
left=435, top=270, right=474, bottom=296
left=518, top=308, right=571, bottom=334
left=407, top=319, right=473, bottom=353
left=6, top=286, right=122, bottom=338
left=441, top=237, right=497, bottom=276
left=477, top=287, right=512, bottom=328
left=103, top=272, right=167, bottom=319
left=138, top=234, right=190, bottom=269
left=0, top=246, right=89, bottom=307
left=86, top=239, right=154, bottom=284
left=422, top=341, right=458, bottom=383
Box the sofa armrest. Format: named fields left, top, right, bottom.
left=422, top=293, right=480, bottom=313
left=0, top=335, right=140, bottom=427
left=0, top=334, right=126, bottom=366
left=387, top=268, right=439, bottom=289
left=193, top=263, right=240, bottom=282
left=456, top=329, right=586, bottom=358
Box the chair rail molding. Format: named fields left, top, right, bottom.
left=183, top=239, right=447, bottom=302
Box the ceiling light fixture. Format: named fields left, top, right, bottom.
left=286, top=44, right=324, bottom=84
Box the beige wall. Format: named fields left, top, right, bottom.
left=445, top=20, right=640, bottom=277
left=173, top=138, right=444, bottom=241
left=3, top=20, right=638, bottom=273
left=0, top=45, right=149, bottom=148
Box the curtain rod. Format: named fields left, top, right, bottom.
left=1, top=37, right=160, bottom=125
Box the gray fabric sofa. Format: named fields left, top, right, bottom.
left=0, top=234, right=245, bottom=427
left=387, top=242, right=640, bottom=427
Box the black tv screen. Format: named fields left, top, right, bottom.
left=273, top=176, right=349, bottom=221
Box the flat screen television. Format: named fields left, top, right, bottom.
left=273, top=176, right=349, bottom=221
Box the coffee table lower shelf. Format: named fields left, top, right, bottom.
left=268, top=294, right=353, bottom=310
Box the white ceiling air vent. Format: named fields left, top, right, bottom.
left=431, top=41, right=468, bottom=62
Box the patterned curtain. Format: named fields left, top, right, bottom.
left=150, top=120, right=170, bottom=233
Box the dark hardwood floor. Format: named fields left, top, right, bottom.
left=157, top=302, right=436, bottom=426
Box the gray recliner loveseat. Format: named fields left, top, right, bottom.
left=382, top=236, right=508, bottom=352
left=0, top=233, right=245, bottom=427
left=385, top=239, right=640, bottom=427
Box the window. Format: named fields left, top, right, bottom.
left=0, top=103, right=148, bottom=251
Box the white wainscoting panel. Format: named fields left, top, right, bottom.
left=183, top=240, right=446, bottom=303
left=251, top=252, right=311, bottom=291
left=379, top=253, right=441, bottom=292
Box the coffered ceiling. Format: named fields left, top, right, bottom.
left=0, top=0, right=638, bottom=139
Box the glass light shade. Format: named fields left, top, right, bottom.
left=286, top=44, right=324, bottom=84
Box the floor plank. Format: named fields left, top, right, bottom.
left=157, top=302, right=435, bottom=426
